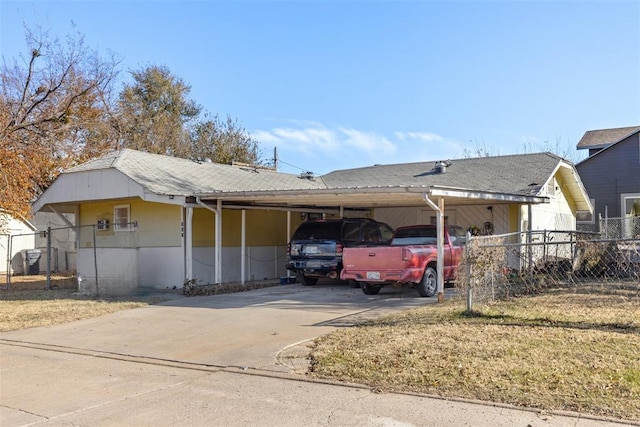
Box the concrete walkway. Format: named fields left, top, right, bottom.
left=1, top=283, right=637, bottom=426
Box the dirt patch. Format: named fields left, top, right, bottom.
left=2, top=272, right=78, bottom=291
left=182, top=278, right=281, bottom=296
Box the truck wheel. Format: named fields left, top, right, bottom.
left=417, top=266, right=437, bottom=297
left=297, top=273, right=318, bottom=286
left=361, top=282, right=381, bottom=295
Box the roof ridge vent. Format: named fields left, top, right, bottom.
left=299, top=171, right=315, bottom=180
left=435, top=160, right=452, bottom=174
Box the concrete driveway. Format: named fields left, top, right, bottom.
left=1, top=282, right=437, bottom=371
left=1, top=283, right=635, bottom=426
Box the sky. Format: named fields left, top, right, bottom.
left=1, top=1, right=639, bottom=176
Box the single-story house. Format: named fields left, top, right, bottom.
left=575, top=125, right=640, bottom=237
left=32, top=149, right=592, bottom=295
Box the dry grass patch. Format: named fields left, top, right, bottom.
left=0, top=275, right=159, bottom=332
left=310, top=289, right=640, bottom=422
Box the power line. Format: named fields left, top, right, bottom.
left=272, top=146, right=316, bottom=175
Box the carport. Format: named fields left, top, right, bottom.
left=192, top=183, right=549, bottom=300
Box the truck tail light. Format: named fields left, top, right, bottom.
left=336, top=243, right=343, bottom=254
left=402, top=248, right=420, bottom=267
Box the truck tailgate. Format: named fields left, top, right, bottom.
left=341, top=246, right=406, bottom=282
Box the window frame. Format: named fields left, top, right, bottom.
left=113, top=204, right=131, bottom=231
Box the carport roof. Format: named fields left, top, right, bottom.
left=198, top=152, right=591, bottom=210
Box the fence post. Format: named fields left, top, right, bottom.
left=466, top=232, right=473, bottom=312
left=46, top=226, right=52, bottom=290
left=3, top=234, right=10, bottom=290
left=93, top=225, right=98, bottom=296
left=8, top=235, right=13, bottom=289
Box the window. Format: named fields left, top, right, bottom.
left=546, top=179, right=556, bottom=197
left=621, top=193, right=640, bottom=238
left=113, top=204, right=130, bottom=231
left=623, top=195, right=640, bottom=217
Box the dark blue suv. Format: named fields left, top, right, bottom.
left=286, top=218, right=394, bottom=285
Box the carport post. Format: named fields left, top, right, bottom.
left=423, top=194, right=445, bottom=302
left=185, top=207, right=193, bottom=281
left=286, top=211, right=291, bottom=278
left=195, top=198, right=222, bottom=284
left=216, top=199, right=222, bottom=283
left=241, top=209, right=246, bottom=284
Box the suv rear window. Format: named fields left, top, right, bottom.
left=291, top=221, right=342, bottom=240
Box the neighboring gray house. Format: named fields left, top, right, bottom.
left=575, top=126, right=640, bottom=236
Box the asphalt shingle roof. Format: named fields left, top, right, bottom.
left=64, top=149, right=567, bottom=199
left=320, top=152, right=563, bottom=197
left=66, top=149, right=326, bottom=196
left=576, top=126, right=640, bottom=150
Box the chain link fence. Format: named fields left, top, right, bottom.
left=599, top=215, right=640, bottom=239
left=4, top=220, right=287, bottom=296
left=457, top=227, right=640, bottom=328
left=2, top=224, right=85, bottom=291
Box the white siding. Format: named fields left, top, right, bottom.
left=138, top=247, right=183, bottom=288
left=192, top=246, right=287, bottom=283
left=38, top=169, right=146, bottom=207
left=0, top=214, right=36, bottom=274
left=77, top=248, right=138, bottom=295
left=373, top=204, right=509, bottom=234
left=76, top=245, right=288, bottom=295
left=530, top=179, right=576, bottom=231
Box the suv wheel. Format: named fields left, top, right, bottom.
left=297, top=273, right=318, bottom=286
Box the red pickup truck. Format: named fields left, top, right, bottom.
left=340, top=224, right=467, bottom=297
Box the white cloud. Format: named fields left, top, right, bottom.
left=254, top=123, right=465, bottom=175
left=253, top=125, right=339, bottom=157
left=339, top=128, right=396, bottom=155
left=394, top=131, right=443, bottom=143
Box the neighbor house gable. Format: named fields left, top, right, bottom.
left=576, top=128, right=640, bottom=220
left=576, top=126, right=640, bottom=157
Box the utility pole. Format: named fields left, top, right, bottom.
left=273, top=147, right=278, bottom=171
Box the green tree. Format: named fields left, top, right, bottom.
left=116, top=65, right=262, bottom=165
left=116, top=65, right=201, bottom=157
left=191, top=114, right=262, bottom=165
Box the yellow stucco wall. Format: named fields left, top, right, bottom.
left=79, top=199, right=181, bottom=248
left=79, top=199, right=301, bottom=248
left=509, top=205, right=520, bottom=233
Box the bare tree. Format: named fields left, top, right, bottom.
left=0, top=25, right=119, bottom=223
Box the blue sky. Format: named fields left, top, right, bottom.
left=1, top=1, right=639, bottom=175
